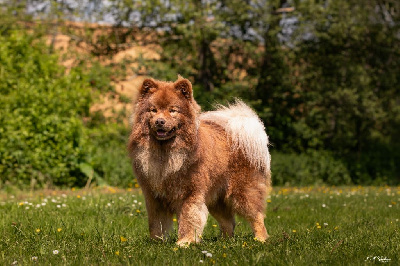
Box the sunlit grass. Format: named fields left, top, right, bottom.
left=0, top=186, right=399, bottom=265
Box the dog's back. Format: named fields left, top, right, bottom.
left=200, top=100, right=271, bottom=183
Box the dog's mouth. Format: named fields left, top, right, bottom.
left=154, top=127, right=176, bottom=140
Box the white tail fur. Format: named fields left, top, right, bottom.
left=200, top=99, right=271, bottom=174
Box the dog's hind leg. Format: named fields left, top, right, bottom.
left=231, top=177, right=269, bottom=242
left=208, top=202, right=235, bottom=238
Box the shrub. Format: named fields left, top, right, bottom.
left=89, top=124, right=135, bottom=188
left=271, top=150, right=352, bottom=186
left=0, top=29, right=92, bottom=188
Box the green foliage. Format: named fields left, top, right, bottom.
left=1, top=0, right=400, bottom=187
left=271, top=151, right=352, bottom=186
left=0, top=29, right=92, bottom=188
left=87, top=61, right=115, bottom=93
left=287, top=0, right=400, bottom=184
left=89, top=125, right=134, bottom=187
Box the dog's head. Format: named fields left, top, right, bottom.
left=137, top=77, right=200, bottom=141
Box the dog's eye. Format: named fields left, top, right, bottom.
left=169, top=108, right=178, bottom=113
left=150, top=107, right=157, bottom=113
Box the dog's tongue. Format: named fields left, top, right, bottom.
left=157, top=130, right=167, bottom=137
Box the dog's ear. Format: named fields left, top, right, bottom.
left=140, top=79, right=158, bottom=96
left=174, top=78, right=193, bottom=100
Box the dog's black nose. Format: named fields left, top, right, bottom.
left=155, top=118, right=166, bottom=126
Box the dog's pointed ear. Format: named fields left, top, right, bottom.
left=174, top=78, right=193, bottom=100
left=140, top=78, right=158, bottom=97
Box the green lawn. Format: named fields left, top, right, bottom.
left=0, top=186, right=399, bottom=265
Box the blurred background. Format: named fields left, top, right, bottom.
left=0, top=0, right=399, bottom=190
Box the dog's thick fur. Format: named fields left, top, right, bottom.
left=128, top=77, right=271, bottom=246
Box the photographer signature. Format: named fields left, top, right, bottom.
left=365, top=256, right=391, bottom=263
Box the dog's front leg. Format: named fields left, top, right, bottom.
left=176, top=197, right=208, bottom=247
left=143, top=192, right=173, bottom=241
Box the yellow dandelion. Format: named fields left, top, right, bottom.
left=173, top=218, right=177, bottom=222
left=18, top=202, right=24, bottom=206
left=267, top=199, right=272, bottom=203
left=223, top=253, right=227, bottom=258
left=120, top=236, right=127, bottom=242
left=212, top=224, right=217, bottom=227
left=57, top=228, right=62, bottom=232
left=334, top=226, right=339, bottom=230
left=127, top=188, right=132, bottom=192
left=35, top=228, right=41, bottom=233
left=71, top=187, right=76, bottom=191
left=134, top=184, right=140, bottom=188
left=292, top=229, right=297, bottom=233
left=77, top=195, right=81, bottom=198
left=242, top=242, right=247, bottom=247
left=317, top=225, right=322, bottom=229
left=173, top=247, right=178, bottom=251
left=115, top=251, right=120, bottom=256
left=136, top=209, right=141, bottom=213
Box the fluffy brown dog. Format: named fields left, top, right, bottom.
left=128, top=76, right=271, bottom=246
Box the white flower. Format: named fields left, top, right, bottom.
left=31, top=256, right=38, bottom=261
left=199, top=260, right=204, bottom=263
left=57, top=205, right=61, bottom=208
left=53, top=250, right=59, bottom=255
left=202, top=251, right=208, bottom=254
left=322, top=204, right=326, bottom=208
left=324, top=223, right=328, bottom=226
left=206, top=253, right=212, bottom=257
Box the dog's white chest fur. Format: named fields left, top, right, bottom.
left=134, top=147, right=189, bottom=194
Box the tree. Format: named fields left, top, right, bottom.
left=291, top=0, right=400, bottom=183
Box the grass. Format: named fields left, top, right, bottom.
left=0, top=186, right=399, bottom=265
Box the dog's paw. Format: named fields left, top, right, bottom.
left=254, top=234, right=269, bottom=243
left=176, top=240, right=191, bottom=248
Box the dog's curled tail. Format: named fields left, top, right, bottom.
left=200, top=99, right=271, bottom=178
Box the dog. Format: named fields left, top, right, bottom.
left=128, top=76, right=271, bottom=246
